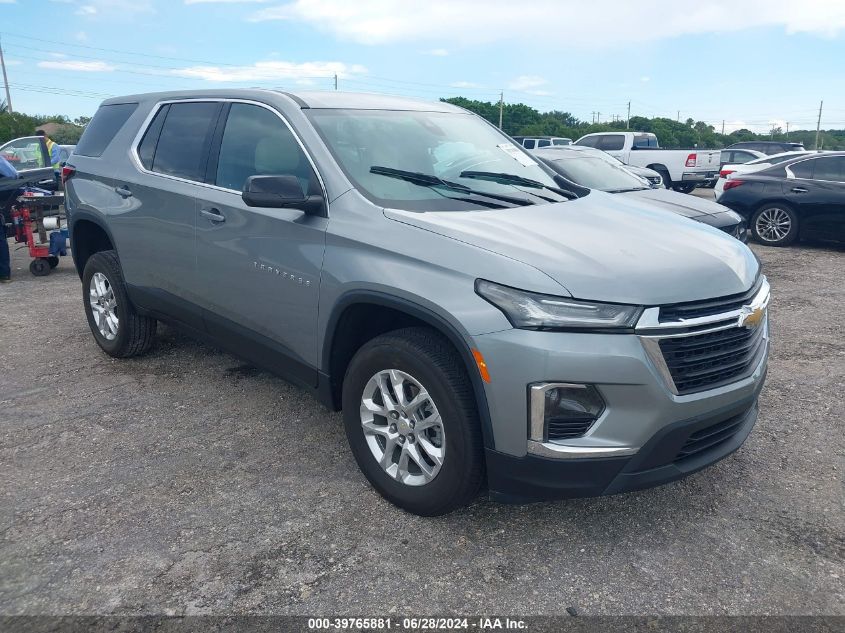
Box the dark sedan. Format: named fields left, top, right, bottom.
left=717, top=152, right=845, bottom=246
left=532, top=146, right=747, bottom=240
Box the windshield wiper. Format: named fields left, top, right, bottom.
left=605, top=187, right=649, bottom=193
left=369, top=166, right=536, bottom=207
left=459, top=170, right=579, bottom=199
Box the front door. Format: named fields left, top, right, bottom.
left=193, top=102, right=328, bottom=382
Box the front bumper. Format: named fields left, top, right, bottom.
left=486, top=381, right=762, bottom=502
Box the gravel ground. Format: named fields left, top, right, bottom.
left=0, top=234, right=843, bottom=616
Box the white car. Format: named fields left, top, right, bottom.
left=714, top=150, right=816, bottom=200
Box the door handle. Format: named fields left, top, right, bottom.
left=200, top=208, right=225, bottom=223
left=790, top=187, right=808, bottom=193
left=114, top=186, right=132, bottom=197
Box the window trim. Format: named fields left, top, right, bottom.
left=129, top=98, right=328, bottom=202
left=785, top=156, right=845, bottom=184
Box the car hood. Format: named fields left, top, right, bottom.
left=384, top=190, right=759, bottom=306
left=620, top=187, right=731, bottom=218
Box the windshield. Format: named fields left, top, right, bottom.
left=541, top=155, right=648, bottom=192
left=306, top=109, right=571, bottom=211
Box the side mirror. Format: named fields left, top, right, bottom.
left=241, top=175, right=325, bottom=215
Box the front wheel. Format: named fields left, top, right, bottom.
left=751, top=204, right=799, bottom=246
left=673, top=183, right=697, bottom=194
left=82, top=250, right=157, bottom=357
left=342, top=327, right=484, bottom=515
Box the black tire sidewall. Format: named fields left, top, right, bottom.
left=81, top=252, right=132, bottom=356
left=751, top=204, right=799, bottom=246
left=342, top=336, right=478, bottom=515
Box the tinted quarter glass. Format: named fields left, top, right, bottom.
left=633, top=134, right=657, bottom=149
left=137, top=105, right=168, bottom=171
left=152, top=102, right=220, bottom=181
left=537, top=139, right=550, bottom=147
left=75, top=103, right=138, bottom=157
left=523, top=139, right=536, bottom=149
left=811, top=156, right=845, bottom=182
left=790, top=159, right=814, bottom=179
left=577, top=136, right=599, bottom=148
left=215, top=103, right=315, bottom=193
left=599, top=135, right=625, bottom=151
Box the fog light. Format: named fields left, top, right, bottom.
left=529, top=383, right=606, bottom=442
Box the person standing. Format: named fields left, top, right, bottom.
left=0, top=153, right=19, bottom=282
left=36, top=129, right=62, bottom=186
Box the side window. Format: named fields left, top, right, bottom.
left=214, top=103, right=316, bottom=193
left=537, top=139, right=550, bottom=147
left=790, top=159, right=814, bottom=180
left=720, top=151, right=732, bottom=164
left=577, top=136, right=599, bottom=148
left=150, top=102, right=220, bottom=181
left=599, top=135, right=625, bottom=151
left=0, top=137, right=46, bottom=170
left=734, top=152, right=756, bottom=164
left=811, top=156, right=845, bottom=182
left=75, top=103, right=138, bottom=157
left=522, top=139, right=536, bottom=149
left=137, top=105, right=169, bottom=171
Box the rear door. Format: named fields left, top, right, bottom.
left=113, top=100, right=222, bottom=313
left=193, top=101, right=328, bottom=381
left=788, top=156, right=845, bottom=240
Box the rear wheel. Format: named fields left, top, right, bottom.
left=342, top=327, right=484, bottom=516
left=82, top=250, right=157, bottom=357
left=673, top=183, right=697, bottom=194
left=29, top=259, right=50, bottom=276
left=751, top=204, right=799, bottom=246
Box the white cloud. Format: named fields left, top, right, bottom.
left=248, top=0, right=845, bottom=46
left=75, top=31, right=89, bottom=41
left=171, top=60, right=366, bottom=82
left=37, top=60, right=116, bottom=72
left=422, top=48, right=449, bottom=56
left=508, top=75, right=548, bottom=91
left=0, top=0, right=17, bottom=4
left=76, top=4, right=97, bottom=14
left=640, top=76, right=651, bottom=83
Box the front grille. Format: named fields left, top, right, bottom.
left=659, top=278, right=762, bottom=322
left=659, top=323, right=767, bottom=394
left=547, top=417, right=595, bottom=441
left=675, top=410, right=749, bottom=463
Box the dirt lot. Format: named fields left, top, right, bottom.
left=0, top=235, right=843, bottom=616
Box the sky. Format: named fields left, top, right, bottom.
left=2, top=0, right=845, bottom=133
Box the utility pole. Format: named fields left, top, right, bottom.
left=591, top=111, right=595, bottom=124
left=626, top=101, right=630, bottom=129
left=814, top=100, right=823, bottom=150
left=596, top=112, right=601, bottom=124
left=0, top=35, right=12, bottom=113
left=498, top=91, right=503, bottom=130
left=786, top=122, right=789, bottom=138
left=721, top=120, right=725, bottom=135
left=333, top=73, right=338, bottom=90
left=677, top=110, right=680, bottom=122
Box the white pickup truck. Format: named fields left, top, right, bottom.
left=574, top=132, right=720, bottom=193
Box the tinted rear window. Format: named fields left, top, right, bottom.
left=75, top=103, right=138, bottom=157
left=149, top=102, right=220, bottom=181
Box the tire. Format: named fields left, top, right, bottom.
left=750, top=203, right=799, bottom=246
left=48, top=256, right=59, bottom=269
left=82, top=250, right=157, bottom=357
left=673, top=183, right=697, bottom=194
left=30, top=258, right=50, bottom=276
left=342, top=327, right=484, bottom=516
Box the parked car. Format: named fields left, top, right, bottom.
left=726, top=141, right=805, bottom=155
left=66, top=90, right=769, bottom=515
left=512, top=136, right=572, bottom=149
left=533, top=146, right=746, bottom=240
left=534, top=144, right=664, bottom=187
left=715, top=151, right=815, bottom=199
left=717, top=152, right=845, bottom=246
left=574, top=131, right=720, bottom=193
left=0, top=136, right=52, bottom=184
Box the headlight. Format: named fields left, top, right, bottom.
left=475, top=280, right=642, bottom=330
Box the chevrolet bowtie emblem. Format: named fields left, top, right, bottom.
left=738, top=305, right=765, bottom=329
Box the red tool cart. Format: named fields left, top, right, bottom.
left=11, top=190, right=67, bottom=276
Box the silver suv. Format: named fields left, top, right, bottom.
left=66, top=90, right=770, bottom=515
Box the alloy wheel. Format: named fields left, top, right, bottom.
left=89, top=272, right=119, bottom=341
left=359, top=369, right=445, bottom=486
left=755, top=207, right=792, bottom=243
